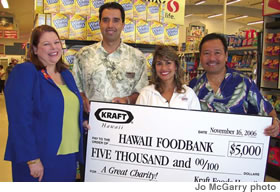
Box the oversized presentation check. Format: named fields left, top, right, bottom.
left=84, top=101, right=271, bottom=182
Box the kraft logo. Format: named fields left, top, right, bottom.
left=167, top=0, right=179, bottom=13
left=95, top=108, right=134, bottom=124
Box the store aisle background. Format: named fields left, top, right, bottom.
left=0, top=94, right=12, bottom=181
left=0, top=93, right=279, bottom=182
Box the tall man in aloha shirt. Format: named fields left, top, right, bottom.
left=189, top=33, right=279, bottom=137
left=73, top=2, right=148, bottom=181
left=73, top=41, right=147, bottom=102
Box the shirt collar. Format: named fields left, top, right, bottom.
left=98, top=40, right=124, bottom=56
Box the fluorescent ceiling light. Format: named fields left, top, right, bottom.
left=228, top=15, right=248, bottom=21
left=185, top=14, right=193, bottom=18
left=226, top=0, right=241, bottom=5
left=195, top=0, right=206, bottom=5
left=208, top=14, right=223, bottom=19
left=1, top=0, right=9, bottom=9
left=247, top=20, right=263, bottom=25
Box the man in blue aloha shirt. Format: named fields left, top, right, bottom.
left=189, top=33, right=279, bottom=137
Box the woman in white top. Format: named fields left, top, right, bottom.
left=136, top=46, right=201, bottom=110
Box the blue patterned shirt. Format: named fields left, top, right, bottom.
left=189, top=68, right=273, bottom=115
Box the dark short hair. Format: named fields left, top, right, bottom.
left=28, top=25, right=67, bottom=72
left=199, top=33, right=228, bottom=53
left=151, top=46, right=185, bottom=94
left=0, top=65, right=3, bottom=69
left=99, top=2, right=125, bottom=23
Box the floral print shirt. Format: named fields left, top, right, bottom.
left=73, top=41, right=148, bottom=102
left=189, top=68, right=273, bottom=115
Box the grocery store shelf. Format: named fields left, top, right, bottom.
left=62, top=39, right=177, bottom=52
left=228, top=46, right=258, bottom=51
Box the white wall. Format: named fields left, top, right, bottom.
left=179, top=16, right=262, bottom=45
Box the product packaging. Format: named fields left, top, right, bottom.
left=69, top=14, right=87, bottom=40
left=119, top=0, right=133, bottom=19
left=122, top=18, right=135, bottom=43
left=147, top=2, right=159, bottom=22
left=164, top=23, right=179, bottom=46
left=76, top=0, right=90, bottom=16
left=51, top=13, right=69, bottom=39
left=90, top=0, right=104, bottom=16
left=135, top=19, right=150, bottom=44
left=133, top=0, right=147, bottom=20
left=87, top=15, right=102, bottom=41
left=35, top=14, right=46, bottom=27
left=150, top=21, right=164, bottom=45
left=63, top=49, right=78, bottom=70
left=44, top=0, right=60, bottom=13
left=60, top=0, right=76, bottom=14
left=35, top=0, right=44, bottom=14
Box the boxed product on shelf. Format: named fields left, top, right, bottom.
left=119, top=0, right=133, bottom=19
left=263, top=71, right=279, bottom=82
left=63, top=49, right=77, bottom=70
left=35, top=13, right=46, bottom=27
left=272, top=59, right=279, bottom=68
left=227, top=35, right=236, bottom=47
left=60, top=0, right=76, bottom=14
left=46, top=13, right=52, bottom=25
left=265, top=46, right=280, bottom=56
left=263, top=59, right=273, bottom=68
left=87, top=15, right=102, bottom=41
left=122, top=18, right=136, bottom=43
left=150, top=21, right=164, bottom=45
left=263, top=71, right=273, bottom=81
left=275, top=33, right=280, bottom=43
left=90, top=0, right=105, bottom=16
left=271, top=72, right=279, bottom=81
left=272, top=45, right=280, bottom=55
left=44, top=0, right=60, bottom=13
left=164, top=23, right=179, bottom=46
left=133, top=0, right=146, bottom=20
left=266, top=33, right=276, bottom=43
left=268, top=147, right=280, bottom=166
left=76, top=0, right=90, bottom=16
left=265, top=46, right=274, bottom=56
left=69, top=14, right=87, bottom=40
left=51, top=13, right=69, bottom=39
left=135, top=19, right=150, bottom=44
left=146, top=2, right=159, bottom=22
left=144, top=53, right=153, bottom=78
left=35, top=0, right=44, bottom=14
left=264, top=59, right=279, bottom=69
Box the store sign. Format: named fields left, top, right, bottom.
left=146, top=0, right=185, bottom=25
left=163, top=0, right=185, bottom=25
left=85, top=102, right=271, bottom=182
left=263, top=0, right=280, bottom=16
left=4, top=30, right=18, bottom=39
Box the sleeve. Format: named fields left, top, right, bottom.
left=133, top=53, right=149, bottom=93
left=136, top=87, right=149, bottom=105
left=247, top=80, right=273, bottom=116
left=72, top=49, right=86, bottom=93
left=186, top=87, right=201, bottom=110
left=4, top=63, right=40, bottom=163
